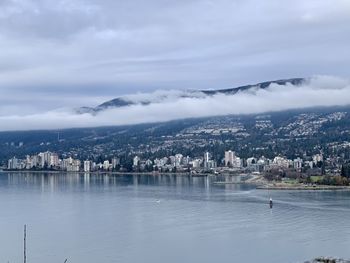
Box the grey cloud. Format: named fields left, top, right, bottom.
left=0, top=0, right=100, bottom=38
left=0, top=0, right=350, bottom=115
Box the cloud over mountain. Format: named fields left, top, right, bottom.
left=0, top=75, right=349, bottom=131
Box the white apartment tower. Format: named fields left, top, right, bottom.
left=84, top=160, right=91, bottom=172
left=225, top=150, right=235, bottom=167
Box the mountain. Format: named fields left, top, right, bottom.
left=78, top=78, right=305, bottom=114
left=1, top=105, right=350, bottom=166
left=200, top=78, right=304, bottom=95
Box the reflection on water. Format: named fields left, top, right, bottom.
left=0, top=172, right=350, bottom=263
left=3, top=172, right=252, bottom=192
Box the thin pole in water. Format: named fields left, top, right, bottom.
left=24, top=225, right=26, bottom=263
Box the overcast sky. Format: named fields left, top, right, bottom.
left=0, top=0, right=350, bottom=127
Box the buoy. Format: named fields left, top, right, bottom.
left=269, top=198, right=273, bottom=209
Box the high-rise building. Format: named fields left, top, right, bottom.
left=204, top=152, right=212, bottom=169
left=225, top=150, right=235, bottom=167
left=169, top=156, right=176, bottom=166
left=63, top=157, right=80, bottom=172
left=273, top=156, right=289, bottom=168
left=103, top=160, right=110, bottom=170
left=175, top=154, right=183, bottom=167
left=50, top=153, right=59, bottom=167
left=112, top=158, right=120, bottom=169
left=84, top=160, right=91, bottom=172
left=38, top=151, right=51, bottom=168
left=8, top=157, right=19, bottom=170
left=293, top=158, right=303, bottom=169
left=225, top=151, right=242, bottom=168
left=31, top=155, right=40, bottom=168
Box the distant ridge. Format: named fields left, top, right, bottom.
left=78, top=78, right=305, bottom=114
left=200, top=78, right=304, bottom=95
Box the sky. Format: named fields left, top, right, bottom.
left=0, top=0, right=350, bottom=130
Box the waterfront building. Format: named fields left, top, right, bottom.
left=206, top=160, right=217, bottom=169
left=7, top=157, right=19, bottom=170
left=112, top=158, right=120, bottom=169
left=225, top=150, right=235, bottom=167
left=154, top=157, right=169, bottom=168
left=133, top=156, right=140, bottom=166
left=38, top=151, right=52, bottom=168
left=191, top=159, right=202, bottom=169
left=293, top=158, right=303, bottom=170
left=168, top=156, right=175, bottom=166
left=246, top=157, right=257, bottom=167
left=25, top=155, right=32, bottom=169
left=183, top=156, right=191, bottom=166
left=247, top=157, right=262, bottom=172
left=103, top=160, right=110, bottom=170
left=84, top=160, right=91, bottom=172
left=232, top=156, right=242, bottom=169
left=204, top=152, right=216, bottom=169
left=63, top=157, right=81, bottom=172
left=31, top=155, right=40, bottom=168
left=50, top=153, right=60, bottom=167
left=203, top=152, right=211, bottom=168
left=175, top=154, right=183, bottom=167
left=272, top=156, right=290, bottom=168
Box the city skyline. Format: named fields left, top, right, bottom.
left=4, top=149, right=328, bottom=175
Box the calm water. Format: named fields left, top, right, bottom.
left=1, top=172, right=350, bottom=263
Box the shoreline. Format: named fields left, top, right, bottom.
left=212, top=175, right=350, bottom=190
left=257, top=185, right=350, bottom=191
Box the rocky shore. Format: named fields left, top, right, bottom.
left=257, top=184, right=350, bottom=190
left=213, top=174, right=350, bottom=191
left=304, top=257, right=350, bottom=263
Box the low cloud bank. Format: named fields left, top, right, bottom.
left=1, top=75, right=350, bottom=131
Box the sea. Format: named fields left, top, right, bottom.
left=0, top=172, right=349, bottom=263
